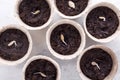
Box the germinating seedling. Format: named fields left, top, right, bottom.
left=99, top=16, right=106, bottom=21
left=31, top=10, right=40, bottom=15
left=91, top=61, right=100, bottom=70
left=60, top=34, right=67, bottom=45
left=68, top=0, right=75, bottom=9
left=8, top=40, right=17, bottom=47
left=34, top=72, right=47, bottom=78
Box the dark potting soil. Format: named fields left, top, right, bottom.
left=86, top=6, right=119, bottom=39
left=19, top=0, right=50, bottom=27
left=25, top=59, right=57, bottom=80
left=56, top=0, right=89, bottom=16
left=50, top=24, right=81, bottom=55
left=80, top=48, right=113, bottom=80
left=0, top=29, right=29, bottom=61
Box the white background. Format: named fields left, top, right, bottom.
left=0, top=0, right=120, bottom=80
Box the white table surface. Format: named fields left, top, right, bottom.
left=0, top=0, right=120, bottom=80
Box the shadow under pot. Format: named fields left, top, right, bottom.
left=77, top=45, right=118, bottom=80
left=0, top=25, right=32, bottom=65
left=16, top=0, right=53, bottom=30
left=54, top=0, right=89, bottom=19
left=46, top=19, right=86, bottom=60
left=23, top=55, right=61, bottom=80
left=84, top=2, right=120, bottom=43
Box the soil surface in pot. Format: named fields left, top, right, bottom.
left=56, top=0, right=89, bottom=16
left=86, top=6, right=119, bottom=39
left=19, top=0, right=50, bottom=27
left=50, top=24, right=81, bottom=55
left=80, top=48, right=113, bottom=80
left=0, top=29, right=29, bottom=61
left=25, top=59, right=57, bottom=80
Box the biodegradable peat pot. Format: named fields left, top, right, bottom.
left=0, top=25, right=32, bottom=65
left=77, top=45, right=118, bottom=80
left=54, top=0, right=90, bottom=19
left=15, top=0, right=53, bottom=30
left=84, top=2, right=120, bottom=43
left=23, top=55, right=61, bottom=80
left=46, top=19, right=86, bottom=60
